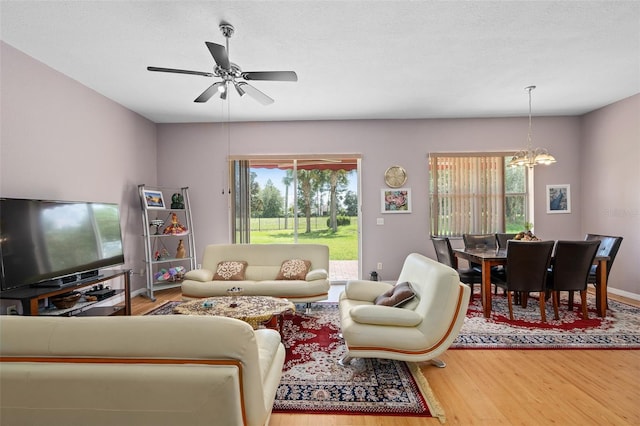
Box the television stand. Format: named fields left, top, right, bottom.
left=0, top=270, right=131, bottom=316
left=33, top=270, right=101, bottom=288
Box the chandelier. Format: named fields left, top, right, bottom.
left=508, top=85, right=556, bottom=168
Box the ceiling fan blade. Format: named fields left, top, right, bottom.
left=147, top=66, right=213, bottom=77
left=205, top=42, right=230, bottom=69
left=240, top=83, right=274, bottom=105
left=194, top=82, right=224, bottom=103
left=242, top=71, right=298, bottom=82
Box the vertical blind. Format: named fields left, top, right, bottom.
left=430, top=155, right=505, bottom=237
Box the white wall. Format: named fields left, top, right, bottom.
left=0, top=42, right=157, bottom=293
left=580, top=94, right=640, bottom=296
left=157, top=116, right=585, bottom=282
left=3, top=40, right=635, bottom=296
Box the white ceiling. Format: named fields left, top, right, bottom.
left=1, top=1, right=639, bottom=124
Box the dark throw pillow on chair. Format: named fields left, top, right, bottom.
left=374, top=282, right=416, bottom=307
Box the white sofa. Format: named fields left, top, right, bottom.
left=0, top=315, right=285, bottom=426
left=182, top=244, right=330, bottom=304
left=339, top=253, right=470, bottom=367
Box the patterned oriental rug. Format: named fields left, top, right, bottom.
left=146, top=301, right=445, bottom=421
left=452, top=291, right=640, bottom=349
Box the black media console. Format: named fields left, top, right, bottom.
left=0, top=270, right=131, bottom=316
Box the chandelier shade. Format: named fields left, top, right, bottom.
left=508, top=86, right=556, bottom=168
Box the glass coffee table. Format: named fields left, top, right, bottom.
left=174, top=295, right=295, bottom=335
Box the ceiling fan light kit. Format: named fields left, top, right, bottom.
left=147, top=22, right=297, bottom=105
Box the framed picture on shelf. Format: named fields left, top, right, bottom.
left=546, top=184, right=571, bottom=214
left=381, top=188, right=412, bottom=213
left=142, top=189, right=166, bottom=209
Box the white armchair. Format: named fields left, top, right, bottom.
left=338, top=253, right=470, bottom=367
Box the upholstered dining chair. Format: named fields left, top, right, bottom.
left=495, top=240, right=554, bottom=322
left=432, top=237, right=481, bottom=300
left=546, top=240, right=600, bottom=320
left=463, top=233, right=503, bottom=292
left=496, top=233, right=517, bottom=249
left=463, top=233, right=497, bottom=250
left=584, top=234, right=623, bottom=285
left=462, top=233, right=498, bottom=274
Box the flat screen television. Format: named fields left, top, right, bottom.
left=0, top=197, right=125, bottom=292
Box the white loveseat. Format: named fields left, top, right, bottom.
left=339, top=253, right=470, bottom=367
left=0, top=315, right=285, bottom=426
left=181, top=244, right=330, bottom=304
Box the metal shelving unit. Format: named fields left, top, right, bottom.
left=139, top=185, right=196, bottom=301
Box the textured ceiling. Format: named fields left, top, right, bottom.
left=1, top=1, right=639, bottom=123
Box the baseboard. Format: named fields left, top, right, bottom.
left=608, top=287, right=640, bottom=302
left=131, top=288, right=147, bottom=298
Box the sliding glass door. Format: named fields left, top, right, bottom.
left=230, top=155, right=361, bottom=281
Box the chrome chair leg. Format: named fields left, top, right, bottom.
left=338, top=355, right=353, bottom=366
left=431, top=358, right=446, bottom=368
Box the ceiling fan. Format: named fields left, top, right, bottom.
left=147, top=23, right=297, bottom=105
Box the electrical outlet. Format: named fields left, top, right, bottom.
left=6, top=305, right=18, bottom=315
left=377, top=262, right=383, bottom=270
left=139, top=268, right=145, bottom=276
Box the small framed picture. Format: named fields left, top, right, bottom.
left=546, top=184, right=571, bottom=214
left=381, top=188, right=412, bottom=213
left=143, top=189, right=166, bottom=209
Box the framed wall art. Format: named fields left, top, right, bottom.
left=546, top=184, right=571, bottom=214
left=381, top=188, right=412, bottom=213
left=142, top=189, right=166, bottom=209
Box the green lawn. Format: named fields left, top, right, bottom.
left=250, top=217, right=358, bottom=260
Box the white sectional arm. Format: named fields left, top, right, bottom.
left=183, top=269, right=214, bottom=282
left=305, top=268, right=328, bottom=281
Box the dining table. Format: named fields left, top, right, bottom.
left=452, top=247, right=610, bottom=318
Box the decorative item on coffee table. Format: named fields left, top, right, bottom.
left=226, top=287, right=244, bottom=308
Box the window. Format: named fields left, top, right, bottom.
left=429, top=153, right=528, bottom=237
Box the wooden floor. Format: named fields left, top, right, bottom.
left=132, top=287, right=640, bottom=426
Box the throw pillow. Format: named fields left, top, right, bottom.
left=374, top=282, right=416, bottom=307
left=213, top=261, right=248, bottom=281
left=276, top=259, right=311, bottom=280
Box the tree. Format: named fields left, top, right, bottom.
left=327, top=170, right=349, bottom=231
left=261, top=179, right=284, bottom=218
left=296, top=169, right=323, bottom=233
left=249, top=171, right=263, bottom=218
left=282, top=170, right=293, bottom=229
left=343, top=190, right=358, bottom=216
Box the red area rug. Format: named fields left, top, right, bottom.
left=452, top=291, right=640, bottom=349
left=274, top=305, right=443, bottom=420
left=147, top=301, right=445, bottom=421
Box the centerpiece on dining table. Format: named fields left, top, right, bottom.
left=513, top=222, right=541, bottom=241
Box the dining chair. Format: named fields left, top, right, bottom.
left=462, top=232, right=497, bottom=270
left=496, top=240, right=554, bottom=322
left=546, top=240, right=600, bottom=320
left=463, top=233, right=497, bottom=250
left=432, top=237, right=481, bottom=300
left=496, top=233, right=517, bottom=249
left=463, top=233, right=503, bottom=293
left=584, top=234, right=623, bottom=285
